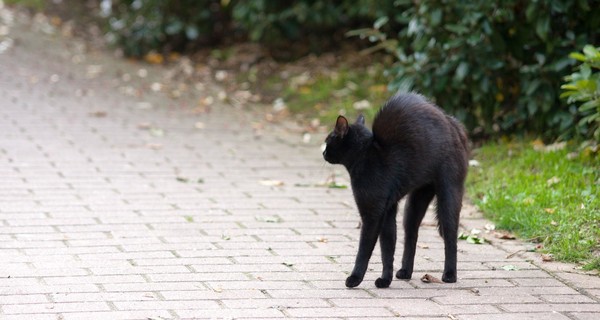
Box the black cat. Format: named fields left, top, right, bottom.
left=323, top=92, right=469, bottom=288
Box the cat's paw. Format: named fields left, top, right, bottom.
left=345, top=275, right=363, bottom=288
left=395, top=269, right=412, bottom=280
left=375, top=277, right=392, bottom=288
left=442, top=271, right=457, bottom=283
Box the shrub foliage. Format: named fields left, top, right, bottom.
left=106, top=0, right=233, bottom=56
left=103, top=0, right=599, bottom=139
left=105, top=0, right=389, bottom=57
left=561, top=45, right=600, bottom=142
left=352, top=0, right=599, bottom=139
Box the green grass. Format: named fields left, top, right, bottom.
left=4, top=0, right=45, bottom=10
left=234, top=59, right=392, bottom=126
left=281, top=64, right=390, bottom=125
left=467, top=140, right=600, bottom=270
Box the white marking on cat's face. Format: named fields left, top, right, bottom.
left=320, top=143, right=327, bottom=153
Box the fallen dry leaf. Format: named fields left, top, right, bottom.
left=259, top=180, right=284, bottom=187
left=546, top=176, right=560, bottom=187
left=352, top=99, right=371, bottom=110
left=541, top=253, right=554, bottom=262
left=317, top=237, right=328, bottom=243
left=544, top=142, right=567, bottom=152
left=469, top=159, right=481, bottom=167
left=493, top=231, right=516, bottom=240
left=531, top=139, right=545, bottom=151
left=420, top=274, right=443, bottom=284
left=89, top=111, right=107, bottom=118
left=86, top=65, right=102, bottom=78
left=302, top=133, right=311, bottom=144
left=150, top=82, right=163, bottom=92
left=273, top=98, right=287, bottom=112
left=150, top=128, right=164, bottom=137
left=144, top=52, right=164, bottom=64
left=369, top=84, right=387, bottom=93
left=137, top=68, right=148, bottom=78
left=194, top=122, right=205, bottom=129
left=138, top=122, right=152, bottom=130
left=146, top=143, right=163, bottom=150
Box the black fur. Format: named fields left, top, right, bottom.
left=323, top=93, right=469, bottom=288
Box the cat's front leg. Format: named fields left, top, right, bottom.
left=376, top=205, right=397, bottom=288
left=347, top=216, right=382, bottom=288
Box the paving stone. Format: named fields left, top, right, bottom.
left=500, top=303, right=600, bottom=313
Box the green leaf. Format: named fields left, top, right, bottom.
left=430, top=8, right=442, bottom=26
left=255, top=216, right=282, bottom=223
left=569, top=52, right=588, bottom=62
left=535, top=16, right=550, bottom=40
left=559, top=91, right=576, bottom=99
left=327, top=182, right=348, bottom=189
left=526, top=79, right=541, bottom=96
left=373, top=16, right=389, bottom=29
left=583, top=45, right=600, bottom=58
left=185, top=25, right=199, bottom=40
left=455, top=62, right=469, bottom=82
left=581, top=64, right=592, bottom=79
left=560, top=84, right=578, bottom=91
left=165, top=20, right=184, bottom=35
left=466, top=235, right=485, bottom=244
left=445, top=24, right=469, bottom=35
left=525, top=2, right=536, bottom=21
left=579, top=99, right=600, bottom=112
left=502, top=265, right=519, bottom=271
left=582, top=113, right=600, bottom=124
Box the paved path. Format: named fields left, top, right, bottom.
left=1, top=9, right=599, bottom=320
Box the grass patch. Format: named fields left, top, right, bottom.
left=467, top=140, right=599, bottom=270
left=280, top=64, right=391, bottom=125
left=231, top=53, right=393, bottom=127
left=4, top=0, right=45, bottom=10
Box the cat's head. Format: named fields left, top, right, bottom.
left=322, top=114, right=369, bottom=165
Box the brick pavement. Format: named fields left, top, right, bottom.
left=1, top=8, right=599, bottom=320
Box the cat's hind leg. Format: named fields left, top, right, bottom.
left=397, top=185, right=435, bottom=280
left=375, top=203, right=398, bottom=288
left=436, top=183, right=463, bottom=283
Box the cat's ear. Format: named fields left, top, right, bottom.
left=356, top=114, right=365, bottom=126
left=335, top=115, right=349, bottom=137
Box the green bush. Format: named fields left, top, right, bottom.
left=561, top=45, right=600, bottom=142
left=231, top=0, right=393, bottom=42
left=351, top=0, right=599, bottom=140
left=106, top=0, right=231, bottom=57
left=104, top=0, right=393, bottom=57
